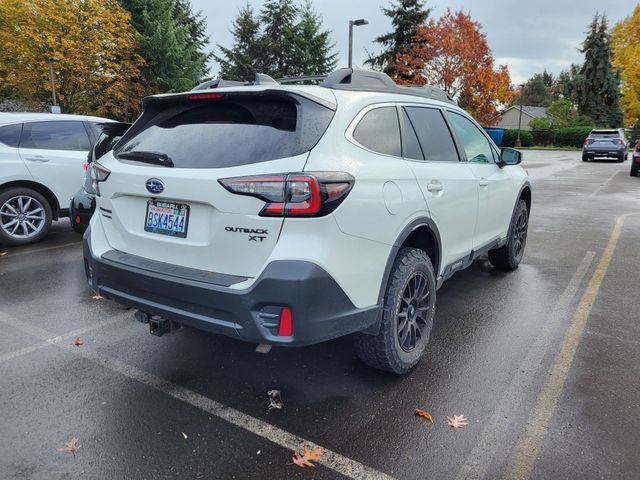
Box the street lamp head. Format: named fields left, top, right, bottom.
left=351, top=19, right=368, bottom=26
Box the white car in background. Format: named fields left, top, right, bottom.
left=0, top=113, right=113, bottom=245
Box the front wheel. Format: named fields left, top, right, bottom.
left=0, top=188, right=53, bottom=246
left=488, top=199, right=529, bottom=270
left=354, top=247, right=436, bottom=374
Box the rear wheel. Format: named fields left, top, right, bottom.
left=354, top=247, right=436, bottom=374
left=582, top=154, right=589, bottom=162
left=0, top=188, right=52, bottom=246
left=489, top=199, right=529, bottom=270
left=631, top=165, right=639, bottom=177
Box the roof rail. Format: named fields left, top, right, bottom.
left=278, top=75, right=327, bottom=84
left=320, top=68, right=456, bottom=105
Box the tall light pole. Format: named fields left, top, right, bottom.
left=45, top=57, right=59, bottom=112
left=515, top=83, right=525, bottom=148
left=348, top=19, right=368, bottom=69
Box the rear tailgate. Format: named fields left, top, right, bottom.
left=93, top=90, right=335, bottom=279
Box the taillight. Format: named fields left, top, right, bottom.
left=219, top=172, right=354, bottom=217
left=583, top=138, right=590, bottom=146
left=91, top=162, right=111, bottom=196
left=82, top=161, right=89, bottom=173
left=619, top=138, right=624, bottom=145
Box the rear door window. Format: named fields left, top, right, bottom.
left=0, top=123, right=22, bottom=148
left=404, top=107, right=459, bottom=162
left=116, top=94, right=334, bottom=168
left=352, top=106, right=401, bottom=157
left=20, top=121, right=91, bottom=151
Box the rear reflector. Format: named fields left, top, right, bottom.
left=278, top=307, right=293, bottom=336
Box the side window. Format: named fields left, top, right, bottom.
left=352, top=106, right=401, bottom=157
left=447, top=112, right=494, bottom=163
left=404, top=107, right=459, bottom=162
left=20, top=121, right=91, bottom=151
left=399, top=110, right=424, bottom=160
left=0, top=123, right=22, bottom=148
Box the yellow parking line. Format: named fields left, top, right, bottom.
left=1, top=241, right=80, bottom=257
left=503, top=216, right=625, bottom=480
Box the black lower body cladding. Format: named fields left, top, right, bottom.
left=83, top=228, right=379, bottom=346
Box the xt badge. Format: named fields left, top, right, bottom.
left=225, top=226, right=268, bottom=242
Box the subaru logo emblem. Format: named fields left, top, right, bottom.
left=145, top=178, right=164, bottom=194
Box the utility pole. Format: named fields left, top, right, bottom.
left=348, top=19, right=368, bottom=69
left=516, top=83, right=525, bottom=148
left=45, top=57, right=60, bottom=113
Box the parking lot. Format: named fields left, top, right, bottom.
left=1, top=150, right=639, bottom=480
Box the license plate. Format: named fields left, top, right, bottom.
left=144, top=200, right=189, bottom=238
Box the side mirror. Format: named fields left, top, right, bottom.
left=499, top=147, right=522, bottom=167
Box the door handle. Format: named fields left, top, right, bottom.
left=25, top=156, right=50, bottom=163
left=479, top=178, right=489, bottom=187
left=426, top=182, right=443, bottom=193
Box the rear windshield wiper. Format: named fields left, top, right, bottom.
left=117, top=151, right=174, bottom=168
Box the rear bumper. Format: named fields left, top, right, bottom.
left=583, top=147, right=626, bottom=158
left=83, top=228, right=380, bottom=346
left=70, top=188, right=95, bottom=230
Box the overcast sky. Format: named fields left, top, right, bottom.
left=191, top=0, right=634, bottom=84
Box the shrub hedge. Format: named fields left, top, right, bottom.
left=554, top=126, right=593, bottom=148
left=502, top=129, right=533, bottom=147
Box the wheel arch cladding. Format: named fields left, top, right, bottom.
left=0, top=180, right=60, bottom=219
left=519, top=183, right=532, bottom=213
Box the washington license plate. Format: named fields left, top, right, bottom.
left=144, top=200, right=189, bottom=238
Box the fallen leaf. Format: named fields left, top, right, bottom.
left=182, top=432, right=188, bottom=439
left=57, top=437, right=80, bottom=455
left=73, top=337, right=84, bottom=346
left=447, top=414, right=468, bottom=428
left=91, top=294, right=103, bottom=300
left=292, top=447, right=323, bottom=468
left=255, top=343, right=272, bottom=354
left=415, top=408, right=433, bottom=423
left=267, top=390, right=283, bottom=411
left=0, top=251, right=7, bottom=257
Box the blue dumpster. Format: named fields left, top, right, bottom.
left=484, top=127, right=504, bottom=146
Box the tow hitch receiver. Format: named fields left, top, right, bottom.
left=148, top=316, right=182, bottom=336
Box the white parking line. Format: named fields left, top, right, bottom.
left=1, top=241, right=80, bottom=258
left=454, top=251, right=596, bottom=480
left=0, top=313, right=130, bottom=364
left=0, top=310, right=395, bottom=480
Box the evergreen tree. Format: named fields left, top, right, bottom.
left=215, top=4, right=264, bottom=81
left=119, top=0, right=211, bottom=92
left=260, top=0, right=300, bottom=78
left=295, top=1, right=338, bottom=77
left=519, top=73, right=554, bottom=107
left=216, top=0, right=338, bottom=81
left=365, top=0, right=431, bottom=78
left=570, top=14, right=624, bottom=127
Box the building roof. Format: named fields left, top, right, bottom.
left=504, top=105, right=547, bottom=118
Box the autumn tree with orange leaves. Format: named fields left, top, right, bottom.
left=394, top=9, right=513, bottom=124
left=0, top=0, right=148, bottom=120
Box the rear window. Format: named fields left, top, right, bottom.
left=116, top=94, right=334, bottom=168
left=591, top=130, right=619, bottom=138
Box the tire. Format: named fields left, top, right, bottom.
left=617, top=154, right=624, bottom=163
left=0, top=187, right=53, bottom=246
left=631, top=166, right=639, bottom=177
left=582, top=155, right=589, bottom=162
left=72, top=221, right=86, bottom=235
left=488, top=199, right=529, bottom=271
left=354, top=247, right=436, bottom=374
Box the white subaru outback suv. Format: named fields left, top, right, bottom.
left=84, top=69, right=531, bottom=374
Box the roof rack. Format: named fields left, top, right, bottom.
left=190, top=69, right=456, bottom=105
left=321, top=68, right=456, bottom=105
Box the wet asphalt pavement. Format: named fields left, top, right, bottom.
left=1, top=150, right=639, bottom=480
